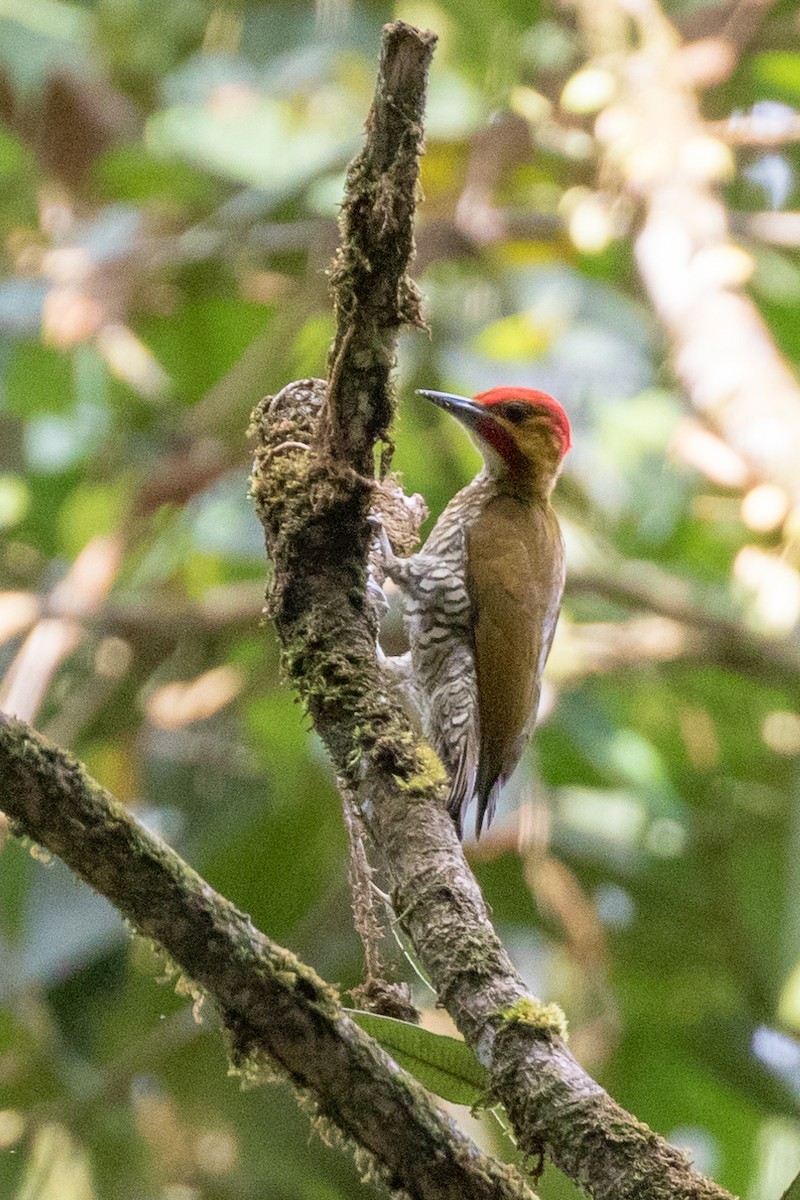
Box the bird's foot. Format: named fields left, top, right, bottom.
left=366, top=574, right=389, bottom=618
left=367, top=512, right=396, bottom=565
left=366, top=514, right=394, bottom=652
left=367, top=512, right=399, bottom=618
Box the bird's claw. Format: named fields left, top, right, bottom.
left=367, top=512, right=395, bottom=564
left=366, top=514, right=392, bottom=619
left=366, top=575, right=390, bottom=617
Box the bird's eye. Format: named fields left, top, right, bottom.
left=503, top=402, right=531, bottom=424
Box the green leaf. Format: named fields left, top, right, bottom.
left=345, top=1010, right=489, bottom=1106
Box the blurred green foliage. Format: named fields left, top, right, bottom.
left=1, top=1, right=800, bottom=1197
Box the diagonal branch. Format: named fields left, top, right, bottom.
left=0, top=714, right=535, bottom=1200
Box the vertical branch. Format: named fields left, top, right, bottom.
left=251, top=24, right=436, bottom=1013
left=326, top=21, right=436, bottom=474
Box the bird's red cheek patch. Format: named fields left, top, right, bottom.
left=476, top=418, right=525, bottom=470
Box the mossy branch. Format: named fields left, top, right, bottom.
left=0, top=714, right=535, bottom=1200
left=326, top=20, right=435, bottom=473
left=250, top=21, right=736, bottom=1200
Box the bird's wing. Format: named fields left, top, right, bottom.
left=466, top=497, right=564, bottom=835
left=422, top=639, right=480, bottom=839
left=444, top=698, right=480, bottom=840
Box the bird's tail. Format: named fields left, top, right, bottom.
left=446, top=745, right=477, bottom=841
left=474, top=780, right=501, bottom=839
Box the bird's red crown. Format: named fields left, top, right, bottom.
left=474, top=387, right=572, bottom=457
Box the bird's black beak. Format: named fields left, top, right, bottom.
left=416, top=389, right=487, bottom=433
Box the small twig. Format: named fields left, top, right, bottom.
left=732, top=210, right=800, bottom=247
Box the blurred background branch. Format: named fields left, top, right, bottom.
left=574, top=0, right=800, bottom=501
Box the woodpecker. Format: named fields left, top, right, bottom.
left=373, top=386, right=571, bottom=839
